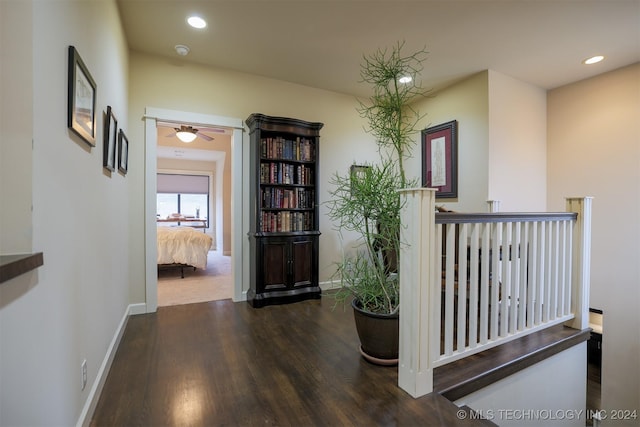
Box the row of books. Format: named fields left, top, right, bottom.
left=259, top=211, right=314, bottom=232
left=260, top=136, right=315, bottom=161
left=260, top=162, right=313, bottom=186
left=261, top=187, right=314, bottom=209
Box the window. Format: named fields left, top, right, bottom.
left=157, top=174, right=210, bottom=223
left=157, top=193, right=178, bottom=219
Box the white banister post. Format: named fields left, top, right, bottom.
left=487, top=200, right=501, bottom=212
left=398, top=188, right=437, bottom=397
left=565, top=197, right=593, bottom=330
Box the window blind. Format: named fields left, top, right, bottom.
left=157, top=174, right=209, bottom=194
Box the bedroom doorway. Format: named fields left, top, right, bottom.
left=143, top=108, right=246, bottom=312
left=155, top=169, right=231, bottom=307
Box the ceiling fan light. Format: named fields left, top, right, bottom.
left=176, top=130, right=197, bottom=143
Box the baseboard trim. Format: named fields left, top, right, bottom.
left=320, top=279, right=341, bottom=291
left=129, top=302, right=147, bottom=315
left=76, top=303, right=134, bottom=427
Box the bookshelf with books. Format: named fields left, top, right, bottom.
left=246, top=113, right=323, bottom=307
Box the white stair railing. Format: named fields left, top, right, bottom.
left=398, top=189, right=592, bottom=398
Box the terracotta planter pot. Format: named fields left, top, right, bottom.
left=351, top=299, right=399, bottom=365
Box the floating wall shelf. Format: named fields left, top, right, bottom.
left=0, top=253, right=43, bottom=284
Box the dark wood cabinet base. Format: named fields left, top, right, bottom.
left=248, top=286, right=321, bottom=308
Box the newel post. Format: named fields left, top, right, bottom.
left=398, top=188, right=437, bottom=398
left=565, top=197, right=593, bottom=330
left=486, top=200, right=501, bottom=213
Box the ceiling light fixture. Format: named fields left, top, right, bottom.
left=398, top=76, right=412, bottom=84
left=187, top=16, right=207, bottom=29
left=176, top=126, right=198, bottom=143
left=583, top=55, right=604, bottom=65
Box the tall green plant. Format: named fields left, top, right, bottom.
left=328, top=42, right=429, bottom=315
left=357, top=41, right=429, bottom=186
left=327, top=162, right=403, bottom=314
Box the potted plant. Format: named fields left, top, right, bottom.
left=327, top=42, right=429, bottom=364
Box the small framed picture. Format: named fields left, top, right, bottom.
left=422, top=120, right=458, bottom=199
left=118, top=129, right=129, bottom=174
left=67, top=46, right=97, bottom=146
left=350, top=164, right=370, bottom=196
left=103, top=106, right=117, bottom=172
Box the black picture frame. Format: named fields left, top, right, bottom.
left=67, top=46, right=97, bottom=146
left=350, top=164, right=370, bottom=196
left=103, top=106, right=117, bottom=172
left=118, top=129, right=129, bottom=174
left=422, top=120, right=458, bottom=199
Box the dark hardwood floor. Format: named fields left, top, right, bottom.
left=90, top=296, right=491, bottom=426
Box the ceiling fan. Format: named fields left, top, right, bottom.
left=169, top=125, right=223, bottom=143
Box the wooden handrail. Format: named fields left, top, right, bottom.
left=435, top=212, right=577, bottom=224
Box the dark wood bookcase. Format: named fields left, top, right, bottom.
left=246, top=113, right=323, bottom=307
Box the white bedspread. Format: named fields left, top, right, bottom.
left=157, top=226, right=213, bottom=270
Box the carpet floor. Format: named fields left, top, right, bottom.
left=157, top=250, right=232, bottom=307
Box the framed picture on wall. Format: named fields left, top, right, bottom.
left=103, top=106, right=117, bottom=172
left=349, top=164, right=370, bottom=196
left=118, top=129, right=129, bottom=174
left=422, top=120, right=458, bottom=199
left=67, top=46, right=97, bottom=146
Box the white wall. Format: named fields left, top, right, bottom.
left=409, top=70, right=547, bottom=213
left=0, top=0, right=33, bottom=255
left=488, top=70, right=547, bottom=212
left=127, top=51, right=377, bottom=294
left=0, top=1, right=130, bottom=425
left=410, top=71, right=490, bottom=212
left=547, top=63, right=640, bottom=424
left=456, top=343, right=587, bottom=427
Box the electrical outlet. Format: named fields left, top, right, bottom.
left=81, top=359, right=87, bottom=391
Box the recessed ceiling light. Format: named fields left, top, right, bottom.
left=583, top=55, right=604, bottom=65
left=187, top=16, right=207, bottom=29
left=398, top=76, right=412, bottom=84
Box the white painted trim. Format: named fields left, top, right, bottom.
left=398, top=188, right=438, bottom=398
left=76, top=304, right=133, bottom=427
left=145, top=107, right=244, bottom=130
left=129, top=303, right=147, bottom=316
left=232, top=123, right=247, bottom=302
left=320, top=280, right=341, bottom=291
left=144, top=107, right=246, bottom=310
left=144, top=116, right=159, bottom=313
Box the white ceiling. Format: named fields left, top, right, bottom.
left=117, top=0, right=639, bottom=98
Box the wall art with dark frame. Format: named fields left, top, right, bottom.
left=350, top=164, right=370, bottom=196
left=118, top=129, right=129, bottom=175
left=103, top=106, right=117, bottom=172
left=422, top=120, right=458, bottom=199
left=67, top=46, right=97, bottom=146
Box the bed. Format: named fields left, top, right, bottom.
left=157, top=226, right=213, bottom=278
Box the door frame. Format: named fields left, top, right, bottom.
left=143, top=107, right=247, bottom=312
